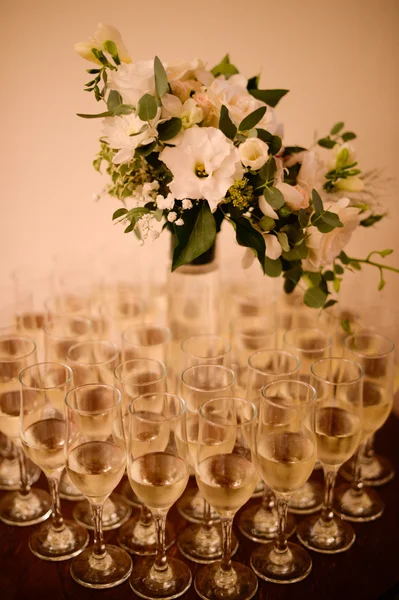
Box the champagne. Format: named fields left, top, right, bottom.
left=176, top=415, right=236, bottom=467
left=17, top=312, right=45, bottom=348
left=0, top=387, right=20, bottom=439
left=316, top=407, right=361, bottom=466
left=22, top=418, right=65, bottom=474
left=67, top=441, right=126, bottom=503
left=362, top=380, right=392, bottom=440
left=129, top=411, right=169, bottom=459
left=196, top=453, right=257, bottom=515
left=257, top=432, right=315, bottom=495
left=128, top=452, right=189, bottom=510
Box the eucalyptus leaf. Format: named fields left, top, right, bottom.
left=330, top=122, right=345, bottom=135
left=264, top=257, right=282, bottom=277
left=298, top=209, right=310, bottom=228
left=107, top=90, right=122, bottom=111
left=77, top=110, right=113, bottom=119
left=154, top=56, right=169, bottom=97
left=277, top=232, right=290, bottom=252
left=318, top=137, right=337, bottom=149
left=219, top=105, right=237, bottom=140
left=264, top=186, right=284, bottom=210
left=239, top=106, right=267, bottom=132
left=137, top=94, right=158, bottom=121
left=342, top=131, right=357, bottom=142
left=312, top=189, right=323, bottom=216
left=282, top=240, right=308, bottom=260
left=248, top=89, right=289, bottom=108
left=259, top=216, right=276, bottom=231
left=304, top=287, right=327, bottom=308
left=112, top=207, right=128, bottom=220
left=158, top=117, right=182, bottom=141
left=323, top=299, right=338, bottom=309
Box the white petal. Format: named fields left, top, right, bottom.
left=264, top=234, right=282, bottom=260
left=258, top=195, right=278, bottom=219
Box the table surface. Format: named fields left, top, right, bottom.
left=1, top=415, right=399, bottom=600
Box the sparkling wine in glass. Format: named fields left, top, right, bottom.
left=65, top=383, right=132, bottom=588
left=127, top=392, right=192, bottom=599
left=194, top=397, right=258, bottom=600
left=20, top=362, right=89, bottom=560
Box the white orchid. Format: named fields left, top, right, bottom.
left=102, top=112, right=159, bottom=164
left=160, top=127, right=243, bottom=212
left=75, top=23, right=131, bottom=65
left=161, top=94, right=204, bottom=130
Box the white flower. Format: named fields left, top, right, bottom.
left=182, top=199, right=193, bottom=210
left=297, top=149, right=326, bottom=199
left=162, top=94, right=203, bottom=129
left=335, top=176, right=364, bottom=192
left=303, top=198, right=360, bottom=271
left=106, top=60, right=156, bottom=107
left=156, top=193, right=175, bottom=210
left=239, top=138, right=269, bottom=170
left=166, top=59, right=206, bottom=82
left=175, top=218, right=184, bottom=226
left=275, top=182, right=309, bottom=211
left=328, top=143, right=357, bottom=171
left=167, top=211, right=177, bottom=222
left=102, top=113, right=158, bottom=164
left=160, top=127, right=243, bottom=212
left=75, top=23, right=131, bottom=65
left=264, top=234, right=282, bottom=259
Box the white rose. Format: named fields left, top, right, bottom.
left=303, top=198, right=360, bottom=271
left=239, top=138, right=269, bottom=170
left=275, top=182, right=309, bottom=211
left=106, top=60, right=155, bottom=107
left=75, top=23, right=131, bottom=65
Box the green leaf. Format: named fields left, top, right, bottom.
left=268, top=135, right=282, bottom=156
left=112, top=208, right=128, bottom=220
left=339, top=250, right=351, bottom=265
left=333, top=277, right=342, bottom=293
left=264, top=186, right=284, bottom=210
left=360, top=214, right=384, bottom=227
left=350, top=261, right=362, bottom=270
left=256, top=129, right=273, bottom=143
left=239, top=106, right=267, bottom=132
left=248, top=89, right=289, bottom=108
left=219, top=105, right=237, bottom=140
left=378, top=277, right=386, bottom=291
left=135, top=141, right=157, bottom=157
left=77, top=110, right=113, bottom=119
left=342, top=131, right=357, bottom=142
left=330, top=122, right=345, bottom=135
left=312, top=189, right=323, bottom=216
left=377, top=248, right=393, bottom=257
left=137, top=94, right=158, bottom=121
left=314, top=211, right=344, bottom=233
left=172, top=203, right=216, bottom=270
left=341, top=319, right=352, bottom=334
left=264, top=257, right=282, bottom=277
left=247, top=75, right=260, bottom=90
left=123, top=207, right=151, bottom=232
left=107, top=90, right=122, bottom=111
left=323, top=299, right=338, bottom=310
left=259, top=216, right=275, bottom=231
left=113, top=104, right=134, bottom=116
left=304, top=287, right=327, bottom=308
left=282, top=239, right=308, bottom=260
left=298, top=209, right=310, bottom=229
left=103, top=40, right=118, bottom=58
left=154, top=56, right=169, bottom=97
left=318, top=137, right=337, bottom=149
left=157, top=117, right=182, bottom=141
left=211, top=54, right=239, bottom=78
left=277, top=232, right=290, bottom=252
left=284, top=265, right=303, bottom=294
left=324, top=270, right=334, bottom=281
left=334, top=263, right=344, bottom=275
left=231, top=217, right=266, bottom=273
left=258, top=157, right=276, bottom=184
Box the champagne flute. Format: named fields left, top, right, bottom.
left=334, top=333, right=394, bottom=521
left=67, top=341, right=131, bottom=531
left=177, top=365, right=239, bottom=564
left=177, top=334, right=231, bottom=524
left=194, top=397, right=258, bottom=600
left=297, top=358, right=363, bottom=553
left=251, top=380, right=317, bottom=583
left=114, top=359, right=175, bottom=556
left=44, top=314, right=93, bottom=501
left=65, top=383, right=132, bottom=588
left=237, top=349, right=299, bottom=542
left=127, top=392, right=192, bottom=599
left=100, top=285, right=146, bottom=347
left=282, top=327, right=332, bottom=513
left=19, top=362, right=89, bottom=559
left=0, top=336, right=51, bottom=525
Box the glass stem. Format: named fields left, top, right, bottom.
left=47, top=476, right=64, bottom=532
left=321, top=467, right=337, bottom=524
left=153, top=511, right=168, bottom=572
left=17, top=447, right=31, bottom=498
left=220, top=517, right=234, bottom=574
left=139, top=503, right=153, bottom=527
left=351, top=443, right=365, bottom=494
left=274, top=497, right=288, bottom=553
left=261, top=485, right=275, bottom=511
left=203, top=498, right=213, bottom=530
left=92, top=503, right=107, bottom=560
left=364, top=434, right=375, bottom=461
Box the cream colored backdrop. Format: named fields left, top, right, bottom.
left=1, top=0, right=398, bottom=306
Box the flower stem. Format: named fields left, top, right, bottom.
left=350, top=257, right=399, bottom=274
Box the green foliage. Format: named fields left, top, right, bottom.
left=360, top=214, right=384, bottom=227
left=211, top=55, right=239, bottom=78
left=342, top=132, right=356, bottom=142
left=259, top=216, right=276, bottom=231
left=137, top=94, right=158, bottom=121
left=264, top=187, right=284, bottom=210
left=172, top=203, right=216, bottom=270
left=239, top=107, right=267, bottom=131
left=264, top=257, right=282, bottom=277
left=231, top=217, right=266, bottom=273
left=154, top=56, right=169, bottom=97
left=277, top=232, right=290, bottom=252
left=317, top=137, right=337, bottom=149
left=330, top=122, right=345, bottom=135
left=158, top=118, right=182, bottom=141
left=283, top=265, right=303, bottom=294
left=219, top=105, right=237, bottom=140
left=248, top=89, right=289, bottom=108
left=304, top=286, right=327, bottom=308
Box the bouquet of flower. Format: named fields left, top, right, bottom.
left=76, top=24, right=397, bottom=308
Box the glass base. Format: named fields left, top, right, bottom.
left=287, top=481, right=324, bottom=515
left=0, top=456, right=41, bottom=491
left=70, top=544, right=132, bottom=589
left=176, top=487, right=219, bottom=524
left=120, top=479, right=142, bottom=508
left=251, top=479, right=264, bottom=499
left=118, top=509, right=176, bottom=555
left=29, top=519, right=89, bottom=561
left=59, top=470, right=84, bottom=501
left=73, top=493, right=131, bottom=530
left=250, top=542, right=312, bottom=584
left=130, top=556, right=192, bottom=600
left=195, top=561, right=258, bottom=600
left=297, top=514, right=355, bottom=554
left=334, top=483, right=385, bottom=522
left=237, top=503, right=296, bottom=543
left=178, top=522, right=238, bottom=564
left=0, top=489, right=52, bottom=526
left=340, top=454, right=395, bottom=487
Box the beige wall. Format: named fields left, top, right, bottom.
left=1, top=0, right=398, bottom=306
